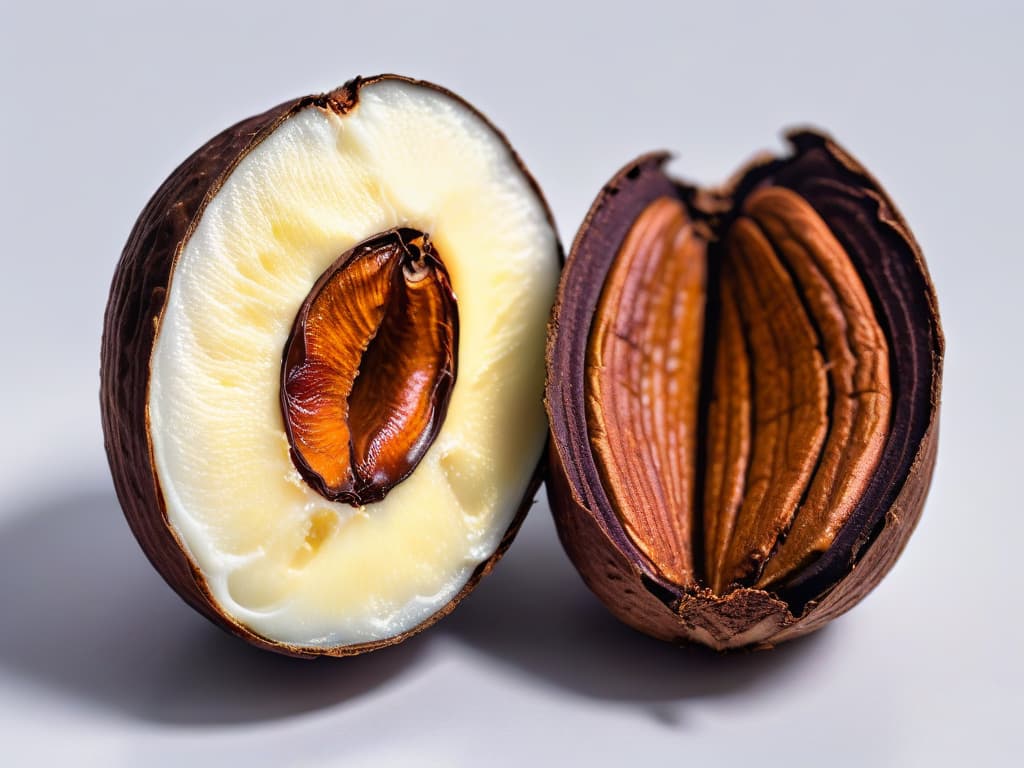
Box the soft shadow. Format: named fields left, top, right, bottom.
left=0, top=482, right=424, bottom=725
left=444, top=502, right=836, bottom=702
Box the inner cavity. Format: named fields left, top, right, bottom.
left=291, top=508, right=340, bottom=569
left=583, top=189, right=891, bottom=596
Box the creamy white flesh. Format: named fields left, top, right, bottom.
left=148, top=80, right=559, bottom=648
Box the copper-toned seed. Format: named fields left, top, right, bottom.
left=586, top=197, right=706, bottom=588
left=281, top=228, right=457, bottom=506
left=745, top=188, right=891, bottom=589
left=715, top=216, right=829, bottom=589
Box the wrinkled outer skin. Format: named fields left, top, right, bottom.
left=101, top=75, right=558, bottom=658
left=545, top=132, right=943, bottom=651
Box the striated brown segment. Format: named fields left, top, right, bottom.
left=101, top=75, right=561, bottom=658
left=586, top=197, right=705, bottom=588
left=545, top=153, right=683, bottom=608
left=715, top=215, right=829, bottom=589
left=746, top=188, right=891, bottom=589
left=282, top=228, right=457, bottom=506
left=546, top=130, right=943, bottom=651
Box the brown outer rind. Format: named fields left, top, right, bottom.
left=101, top=75, right=560, bottom=658
left=545, top=131, right=943, bottom=651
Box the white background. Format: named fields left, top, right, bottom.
left=1, top=1, right=1021, bottom=765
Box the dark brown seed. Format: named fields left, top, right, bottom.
left=281, top=228, right=457, bottom=506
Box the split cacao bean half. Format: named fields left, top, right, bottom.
left=545, top=130, right=943, bottom=650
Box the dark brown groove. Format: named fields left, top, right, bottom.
left=721, top=272, right=758, bottom=592
left=691, top=233, right=722, bottom=586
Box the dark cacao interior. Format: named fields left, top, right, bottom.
left=551, top=133, right=940, bottom=614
